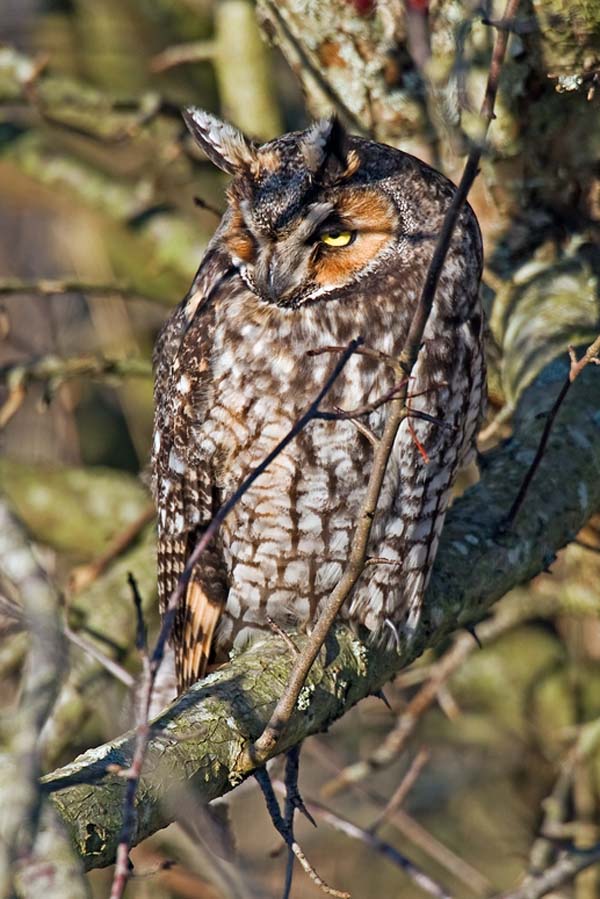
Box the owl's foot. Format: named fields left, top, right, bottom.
left=255, top=747, right=348, bottom=898
left=284, top=744, right=317, bottom=828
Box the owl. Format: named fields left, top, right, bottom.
left=151, top=109, right=485, bottom=696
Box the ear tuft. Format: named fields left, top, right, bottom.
left=183, top=107, right=257, bottom=176
left=300, top=115, right=354, bottom=183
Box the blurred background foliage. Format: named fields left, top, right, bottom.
left=1, top=0, right=600, bottom=897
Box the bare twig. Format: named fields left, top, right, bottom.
left=314, top=379, right=408, bottom=421
left=492, top=844, right=600, bottom=899
left=109, top=582, right=152, bottom=899
left=63, top=622, right=135, bottom=690
left=193, top=196, right=225, bottom=219
left=506, top=334, right=600, bottom=527
left=307, top=343, right=405, bottom=375
left=239, top=0, right=519, bottom=776
left=0, top=354, right=152, bottom=415
left=0, top=384, right=26, bottom=429
left=151, top=41, right=216, bottom=73
left=0, top=354, right=151, bottom=430
left=0, top=277, right=149, bottom=300
left=308, top=739, right=492, bottom=896
left=528, top=717, right=600, bottom=877
left=68, top=506, right=155, bottom=594
left=1, top=585, right=136, bottom=689
left=368, top=747, right=430, bottom=834
left=267, top=616, right=300, bottom=656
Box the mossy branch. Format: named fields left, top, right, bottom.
left=38, top=351, right=600, bottom=871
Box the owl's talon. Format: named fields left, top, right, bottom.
left=464, top=624, right=482, bottom=648
left=373, top=688, right=392, bottom=710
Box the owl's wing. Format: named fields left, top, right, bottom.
left=152, top=250, right=234, bottom=691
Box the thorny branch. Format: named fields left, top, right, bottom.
left=256, top=768, right=349, bottom=899
left=240, top=0, right=522, bottom=775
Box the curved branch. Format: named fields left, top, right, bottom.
left=39, top=351, right=600, bottom=870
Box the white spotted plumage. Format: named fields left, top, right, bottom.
left=151, top=110, right=486, bottom=694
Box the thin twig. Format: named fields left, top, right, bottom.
left=63, top=622, right=135, bottom=689
left=193, top=195, right=225, bottom=219
left=267, top=617, right=300, bottom=657
left=0, top=277, right=148, bottom=299
left=239, top=0, right=519, bottom=775
left=492, top=844, right=600, bottom=899
left=314, top=379, right=408, bottom=421
left=0, top=354, right=151, bottom=405
left=128, top=573, right=148, bottom=655
left=307, top=343, right=405, bottom=374
left=505, top=334, right=600, bottom=527
left=109, top=582, right=152, bottom=899
left=0, top=354, right=151, bottom=430
left=528, top=717, right=600, bottom=875
left=151, top=40, right=216, bottom=73
left=68, top=506, right=155, bottom=594
left=368, top=747, right=430, bottom=834
left=307, top=739, right=492, bottom=896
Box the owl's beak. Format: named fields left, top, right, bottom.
left=255, top=252, right=301, bottom=304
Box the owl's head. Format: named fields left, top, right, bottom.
left=184, top=108, right=445, bottom=309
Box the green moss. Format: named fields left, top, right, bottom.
left=0, top=459, right=150, bottom=559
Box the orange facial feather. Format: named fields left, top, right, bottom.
left=314, top=189, right=398, bottom=288
left=224, top=205, right=256, bottom=263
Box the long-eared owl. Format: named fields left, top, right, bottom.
left=151, top=109, right=485, bottom=696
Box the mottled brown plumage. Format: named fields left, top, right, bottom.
left=151, top=110, right=485, bottom=696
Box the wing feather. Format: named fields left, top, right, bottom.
left=152, top=249, right=233, bottom=694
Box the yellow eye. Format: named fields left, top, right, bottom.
left=319, top=230, right=354, bottom=248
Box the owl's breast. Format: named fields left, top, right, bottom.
left=195, top=289, right=400, bottom=650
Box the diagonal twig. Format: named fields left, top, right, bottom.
left=237, top=0, right=520, bottom=776
left=505, top=334, right=600, bottom=528
left=368, top=747, right=430, bottom=834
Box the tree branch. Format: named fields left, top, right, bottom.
left=38, top=350, right=600, bottom=871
